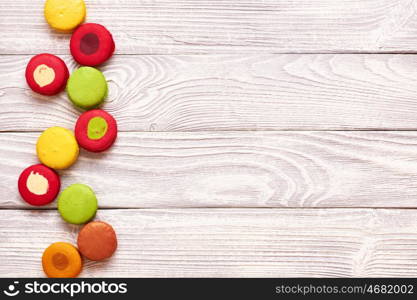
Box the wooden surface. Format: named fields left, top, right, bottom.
left=4, top=54, right=417, bottom=131
left=3, top=131, right=417, bottom=209
left=1, top=0, right=417, bottom=278
left=2, top=209, right=417, bottom=277
left=2, top=0, right=417, bottom=54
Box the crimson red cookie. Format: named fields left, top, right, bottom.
left=74, top=109, right=117, bottom=152
left=25, top=54, right=69, bottom=95
left=70, top=23, right=115, bottom=66
left=18, top=164, right=61, bottom=206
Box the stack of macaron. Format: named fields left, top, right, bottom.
left=18, top=0, right=119, bottom=278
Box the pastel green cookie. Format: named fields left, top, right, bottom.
left=58, top=184, right=98, bottom=224
left=66, top=67, right=107, bottom=109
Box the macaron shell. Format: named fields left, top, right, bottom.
left=77, top=221, right=117, bottom=261
left=36, top=127, right=79, bottom=170
left=58, top=184, right=98, bottom=224
left=44, top=0, right=86, bottom=32
left=75, top=109, right=117, bottom=152
left=25, top=54, right=69, bottom=95
left=67, top=67, right=107, bottom=109
left=18, top=164, right=61, bottom=206
left=42, top=242, right=82, bottom=278
left=70, top=23, right=115, bottom=66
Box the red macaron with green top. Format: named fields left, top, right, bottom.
left=74, top=109, right=117, bottom=152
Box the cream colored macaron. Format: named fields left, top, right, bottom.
left=44, top=0, right=86, bottom=32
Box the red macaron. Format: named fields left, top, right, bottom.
left=70, top=23, right=115, bottom=66
left=25, top=54, right=69, bottom=95
left=18, top=164, right=61, bottom=206
left=75, top=109, right=117, bottom=152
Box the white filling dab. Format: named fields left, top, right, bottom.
left=33, top=64, right=55, bottom=87
left=26, top=171, right=49, bottom=195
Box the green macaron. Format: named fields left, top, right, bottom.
left=58, top=184, right=98, bottom=224
left=67, top=67, right=107, bottom=110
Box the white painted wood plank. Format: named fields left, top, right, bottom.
left=1, top=208, right=417, bottom=277
left=1, top=0, right=417, bottom=54
left=2, top=131, right=417, bottom=208
left=3, top=54, right=417, bottom=131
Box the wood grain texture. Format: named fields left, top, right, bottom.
left=2, top=208, right=417, bottom=277
left=2, top=0, right=417, bottom=54
left=4, top=54, right=417, bottom=131
left=3, top=0, right=417, bottom=279
left=3, top=131, right=417, bottom=208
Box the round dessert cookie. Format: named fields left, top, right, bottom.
left=75, top=109, right=117, bottom=152
left=67, top=67, right=107, bottom=109
left=44, top=0, right=86, bottom=32
left=18, top=164, right=60, bottom=206
left=58, top=184, right=98, bottom=224
left=42, top=242, right=82, bottom=278
left=36, top=127, right=79, bottom=170
left=70, top=23, right=115, bottom=66
left=25, top=54, right=69, bottom=95
left=77, top=221, right=117, bottom=261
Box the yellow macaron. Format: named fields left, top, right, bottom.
left=36, top=127, right=79, bottom=170
left=44, top=0, right=86, bottom=32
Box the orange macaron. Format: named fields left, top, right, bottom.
left=42, top=242, right=82, bottom=278
left=77, top=221, right=117, bottom=261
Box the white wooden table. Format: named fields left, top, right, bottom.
left=1, top=0, right=417, bottom=277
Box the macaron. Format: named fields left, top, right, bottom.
left=42, top=242, right=82, bottom=278
left=77, top=221, right=117, bottom=261
left=75, top=109, right=117, bottom=152
left=70, top=23, right=115, bottom=66
left=25, top=54, right=69, bottom=95
left=44, top=0, right=86, bottom=32
left=58, top=184, right=98, bottom=224
left=18, top=164, right=60, bottom=206
left=36, top=127, right=79, bottom=170
left=67, top=67, right=107, bottom=109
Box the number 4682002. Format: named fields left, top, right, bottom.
left=366, top=284, right=414, bottom=294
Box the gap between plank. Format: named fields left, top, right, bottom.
left=5, top=129, right=417, bottom=133
left=3, top=207, right=417, bottom=210
left=4, top=52, right=417, bottom=56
